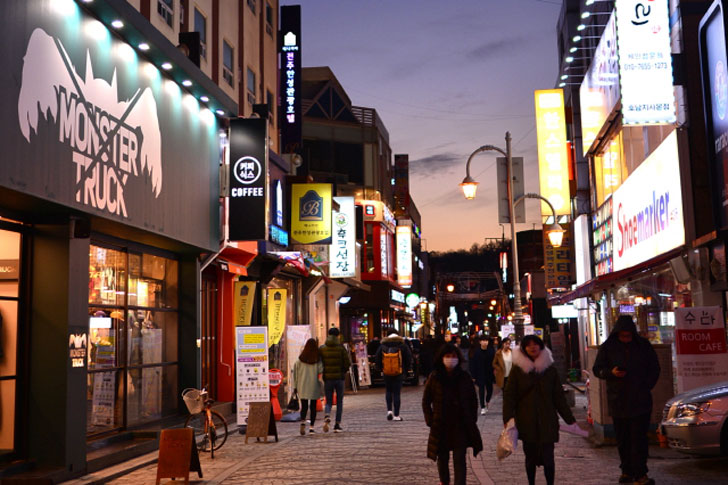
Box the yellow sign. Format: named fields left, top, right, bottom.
left=534, top=89, right=570, bottom=217
left=291, top=183, right=332, bottom=244
left=593, top=131, right=628, bottom=207
left=543, top=222, right=573, bottom=290
left=233, top=281, right=257, bottom=326
left=267, top=288, right=287, bottom=346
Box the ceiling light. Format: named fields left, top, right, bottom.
left=581, top=11, right=591, bottom=19
left=570, top=46, right=578, bottom=53
left=560, top=74, right=568, bottom=80
left=161, top=62, right=173, bottom=70
left=573, top=35, right=582, bottom=42
left=559, top=82, right=566, bottom=87
left=566, top=56, right=574, bottom=63
left=577, top=24, right=586, bottom=31
left=200, top=95, right=209, bottom=102
left=216, top=109, right=225, bottom=116
left=138, top=42, right=150, bottom=51
left=111, top=19, right=124, bottom=29
left=182, top=79, right=192, bottom=87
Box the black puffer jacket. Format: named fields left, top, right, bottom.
left=469, top=346, right=495, bottom=385
left=592, top=316, right=660, bottom=418
left=319, top=335, right=351, bottom=381
left=422, top=367, right=483, bottom=461
left=374, top=334, right=412, bottom=377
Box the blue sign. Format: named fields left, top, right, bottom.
left=269, top=224, right=289, bottom=247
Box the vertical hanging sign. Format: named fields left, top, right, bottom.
left=229, top=118, right=268, bottom=241
left=280, top=5, right=302, bottom=154
left=330, top=196, right=356, bottom=278
left=291, top=183, right=332, bottom=244
left=233, top=281, right=257, bottom=326
left=236, top=326, right=269, bottom=425
left=267, top=288, right=287, bottom=347
left=534, top=89, right=570, bottom=216
left=396, top=225, right=413, bottom=287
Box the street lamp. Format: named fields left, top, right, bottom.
left=460, top=132, right=565, bottom=338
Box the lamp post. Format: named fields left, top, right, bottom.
left=460, top=132, right=565, bottom=338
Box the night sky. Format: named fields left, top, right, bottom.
left=282, top=0, right=564, bottom=251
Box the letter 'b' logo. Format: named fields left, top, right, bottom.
left=299, top=190, right=323, bottom=221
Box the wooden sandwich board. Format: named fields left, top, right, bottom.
left=244, top=401, right=279, bottom=443
left=155, top=428, right=203, bottom=484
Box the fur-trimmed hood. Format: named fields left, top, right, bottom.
left=382, top=334, right=404, bottom=345
left=512, top=346, right=554, bottom=374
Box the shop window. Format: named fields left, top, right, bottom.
left=87, top=245, right=179, bottom=435
left=247, top=68, right=256, bottom=105
left=365, top=223, right=374, bottom=273
left=157, top=0, right=174, bottom=27
left=247, top=0, right=256, bottom=15
left=194, top=8, right=207, bottom=59
left=223, top=40, right=234, bottom=87
left=265, top=2, right=273, bottom=36
left=0, top=228, right=21, bottom=455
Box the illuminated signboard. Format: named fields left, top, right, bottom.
left=380, top=229, right=388, bottom=277
left=405, top=293, right=420, bottom=308
left=280, top=5, right=301, bottom=153
left=699, top=0, right=728, bottom=228
left=534, top=89, right=570, bottom=216
left=615, top=0, right=676, bottom=125
left=291, top=184, right=332, bottom=244
left=612, top=131, right=684, bottom=271
left=396, top=225, right=413, bottom=288
left=230, top=118, right=268, bottom=241
left=391, top=289, right=405, bottom=304
left=592, top=197, right=614, bottom=276
left=580, top=11, right=619, bottom=154
left=330, top=196, right=356, bottom=278
left=543, top=222, right=573, bottom=290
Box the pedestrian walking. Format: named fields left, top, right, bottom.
left=455, top=334, right=470, bottom=370
left=502, top=335, right=576, bottom=485
left=422, top=343, right=482, bottom=485
left=493, top=337, right=513, bottom=390
left=469, top=336, right=495, bottom=414
left=592, top=315, right=660, bottom=485
left=293, top=338, right=324, bottom=435
left=319, top=327, right=351, bottom=433
left=375, top=330, right=412, bottom=421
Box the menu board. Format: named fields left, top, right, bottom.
left=236, top=326, right=270, bottom=426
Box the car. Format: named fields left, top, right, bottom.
left=368, top=338, right=420, bottom=386
left=660, top=380, right=728, bottom=455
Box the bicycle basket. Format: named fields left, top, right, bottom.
left=182, top=388, right=205, bottom=414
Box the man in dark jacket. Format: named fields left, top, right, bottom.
left=375, top=331, right=412, bottom=421
left=320, top=327, right=351, bottom=433
left=593, top=315, right=660, bottom=485
left=469, top=336, right=495, bottom=414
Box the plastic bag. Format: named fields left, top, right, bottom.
left=496, top=418, right=518, bottom=460
left=559, top=421, right=588, bottom=437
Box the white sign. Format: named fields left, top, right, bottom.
left=615, top=0, right=676, bottom=125
left=235, top=326, right=270, bottom=425
left=380, top=229, right=388, bottom=277
left=330, top=196, right=356, bottom=278
left=396, top=225, right=413, bottom=287
left=612, top=131, right=684, bottom=271
left=580, top=12, right=619, bottom=154
left=675, top=307, right=728, bottom=393
left=391, top=289, right=405, bottom=304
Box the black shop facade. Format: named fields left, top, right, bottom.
left=0, top=0, right=234, bottom=477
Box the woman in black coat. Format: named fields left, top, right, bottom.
left=469, top=336, right=495, bottom=414
left=422, top=343, right=483, bottom=485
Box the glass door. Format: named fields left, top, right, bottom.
left=0, top=227, right=21, bottom=457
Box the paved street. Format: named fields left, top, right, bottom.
left=86, top=384, right=728, bottom=485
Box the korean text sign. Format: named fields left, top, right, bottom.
left=396, top=225, right=413, bottom=287
left=291, top=183, right=332, bottom=244
left=675, top=306, right=728, bottom=392
left=534, top=89, right=570, bottom=216
left=330, top=196, right=356, bottom=278
left=543, top=222, right=573, bottom=290
left=235, top=326, right=269, bottom=425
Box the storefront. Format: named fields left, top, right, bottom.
left=0, top=0, right=235, bottom=475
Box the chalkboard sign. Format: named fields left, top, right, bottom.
left=244, top=401, right=279, bottom=443
left=155, top=428, right=202, bottom=484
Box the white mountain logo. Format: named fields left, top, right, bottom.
left=17, top=28, right=163, bottom=218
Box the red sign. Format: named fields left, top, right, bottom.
left=269, top=368, right=283, bottom=421
left=676, top=329, right=727, bottom=355
left=269, top=368, right=283, bottom=388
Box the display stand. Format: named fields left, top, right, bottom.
left=244, top=401, right=279, bottom=444
left=155, top=428, right=202, bottom=484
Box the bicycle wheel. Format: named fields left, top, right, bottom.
left=207, top=410, right=228, bottom=451
left=184, top=413, right=210, bottom=451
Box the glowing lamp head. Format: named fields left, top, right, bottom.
left=546, top=222, right=565, bottom=248
left=490, top=299, right=497, bottom=306
left=446, top=284, right=455, bottom=293
left=460, top=175, right=479, bottom=200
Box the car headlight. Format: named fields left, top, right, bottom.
left=675, top=401, right=711, bottom=419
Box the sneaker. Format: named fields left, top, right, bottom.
left=633, top=476, right=655, bottom=485
left=393, top=415, right=403, bottom=421
left=480, top=408, right=487, bottom=415
left=387, top=411, right=393, bottom=421
left=323, top=415, right=331, bottom=433
left=309, top=427, right=316, bottom=434
left=334, top=423, right=343, bottom=433
left=300, top=421, right=306, bottom=436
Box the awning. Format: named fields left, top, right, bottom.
left=218, top=241, right=258, bottom=275
left=549, top=247, right=683, bottom=305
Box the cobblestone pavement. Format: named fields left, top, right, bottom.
left=101, top=383, right=727, bottom=485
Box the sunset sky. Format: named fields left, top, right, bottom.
left=283, top=0, right=563, bottom=251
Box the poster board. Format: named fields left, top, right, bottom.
left=354, top=338, right=371, bottom=387
left=675, top=306, right=728, bottom=393
left=244, top=401, right=278, bottom=444
left=155, top=428, right=202, bottom=484
left=236, top=326, right=270, bottom=426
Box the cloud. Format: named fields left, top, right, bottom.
left=410, top=152, right=462, bottom=175
left=467, top=36, right=531, bottom=61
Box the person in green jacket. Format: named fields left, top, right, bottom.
left=503, top=335, right=575, bottom=485
left=293, top=338, right=324, bottom=435
left=319, top=327, right=351, bottom=433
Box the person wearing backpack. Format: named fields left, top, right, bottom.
left=375, top=330, right=412, bottom=421
left=319, top=327, right=351, bottom=433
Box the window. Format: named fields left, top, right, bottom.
left=157, top=0, right=174, bottom=27
left=265, top=2, right=273, bottom=35
left=194, top=8, right=207, bottom=59
left=247, top=0, right=256, bottom=15
left=247, top=68, right=256, bottom=105
left=223, top=41, right=234, bottom=87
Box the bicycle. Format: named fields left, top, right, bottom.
left=182, top=388, right=228, bottom=458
